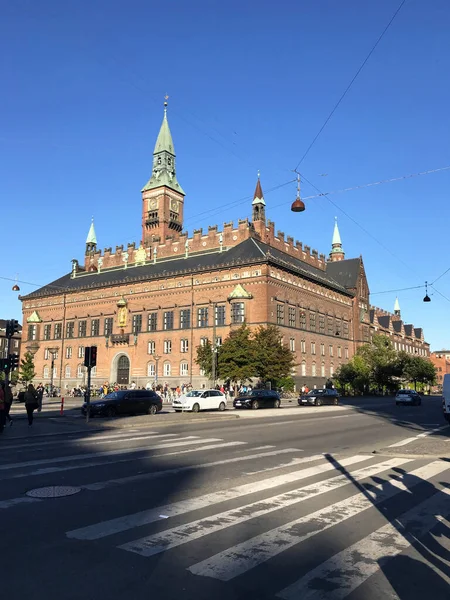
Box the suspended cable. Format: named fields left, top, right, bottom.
left=371, top=285, right=425, bottom=296
left=294, top=0, right=406, bottom=170
left=431, top=266, right=450, bottom=286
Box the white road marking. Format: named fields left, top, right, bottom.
left=0, top=496, right=42, bottom=509
left=276, top=487, right=450, bottom=600
left=189, top=460, right=448, bottom=581
left=67, top=454, right=330, bottom=540
left=127, top=458, right=408, bottom=558
left=3, top=442, right=248, bottom=481
left=388, top=425, right=449, bottom=447
left=80, top=448, right=305, bottom=492
left=0, top=437, right=221, bottom=471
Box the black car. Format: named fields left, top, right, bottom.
left=298, top=389, right=339, bottom=406
left=81, top=389, right=162, bottom=418
left=233, top=389, right=281, bottom=410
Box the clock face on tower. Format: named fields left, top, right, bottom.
left=170, top=199, right=179, bottom=213
left=149, top=198, right=158, bottom=210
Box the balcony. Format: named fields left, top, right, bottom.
left=110, top=334, right=130, bottom=345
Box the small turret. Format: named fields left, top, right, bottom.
left=85, top=218, right=97, bottom=255
left=394, top=297, right=401, bottom=317
left=329, top=217, right=345, bottom=262
left=252, top=171, right=266, bottom=223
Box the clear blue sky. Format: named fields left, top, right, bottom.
left=1, top=0, right=449, bottom=349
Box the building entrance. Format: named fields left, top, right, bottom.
left=117, top=355, right=130, bottom=385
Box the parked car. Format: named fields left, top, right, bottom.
left=172, top=389, right=227, bottom=412
left=233, top=389, right=281, bottom=410
left=81, top=389, right=162, bottom=417
left=298, top=388, right=339, bottom=406
left=395, top=389, right=421, bottom=406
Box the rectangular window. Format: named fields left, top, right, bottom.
left=300, top=311, right=307, bottom=329
left=345, top=347, right=349, bottom=359
left=276, top=304, right=284, bottom=325
left=311, top=341, right=316, bottom=355
left=180, top=309, right=191, bottom=329
left=301, top=340, right=306, bottom=353
left=231, top=302, right=245, bottom=324
left=66, top=322, right=74, bottom=339
left=147, top=340, right=155, bottom=354
left=28, top=324, right=37, bottom=341
left=43, top=324, right=51, bottom=341
left=163, top=363, right=171, bottom=377
left=147, top=363, right=155, bottom=377
left=335, top=319, right=342, bottom=337
left=77, top=365, right=83, bottom=378
left=78, top=346, right=85, bottom=359
left=54, top=323, right=62, bottom=340
left=216, top=336, right=222, bottom=346
left=65, top=365, right=71, bottom=378
left=148, top=312, right=157, bottom=332
left=197, top=307, right=208, bottom=328
left=104, top=317, right=113, bottom=336
left=320, top=343, right=325, bottom=356
left=327, top=317, right=334, bottom=336
left=44, top=348, right=49, bottom=360
left=329, top=345, right=334, bottom=357
left=180, top=338, right=189, bottom=353
left=309, top=312, right=316, bottom=331
left=78, top=320, right=87, bottom=338
left=321, top=363, right=325, bottom=377
left=164, top=340, right=172, bottom=354
left=215, top=305, right=226, bottom=327
left=91, top=319, right=100, bottom=337
left=289, top=338, right=295, bottom=352
left=200, top=337, right=208, bottom=347
left=180, top=362, right=189, bottom=376
left=319, top=315, right=325, bottom=333
left=163, top=311, right=174, bottom=331
left=65, top=346, right=72, bottom=359
left=288, top=307, right=296, bottom=328
left=132, top=314, right=142, bottom=334
left=343, top=321, right=349, bottom=337
left=337, top=346, right=342, bottom=358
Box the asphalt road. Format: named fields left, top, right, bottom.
left=1, top=396, right=449, bottom=600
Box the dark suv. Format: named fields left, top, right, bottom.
left=81, top=389, right=162, bottom=417
left=233, top=389, right=281, bottom=410
left=298, top=388, right=339, bottom=406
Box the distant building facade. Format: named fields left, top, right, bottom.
left=19, top=104, right=430, bottom=391
left=430, top=350, right=450, bottom=389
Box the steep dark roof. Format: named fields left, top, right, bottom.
left=326, top=258, right=361, bottom=289
left=21, top=237, right=352, bottom=300
left=414, top=328, right=423, bottom=340
left=392, top=320, right=402, bottom=333
left=378, top=315, right=391, bottom=329
left=404, top=324, right=413, bottom=337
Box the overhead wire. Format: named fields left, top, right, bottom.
left=294, top=0, right=407, bottom=170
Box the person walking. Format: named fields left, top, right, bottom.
left=24, top=384, right=39, bottom=427
left=36, top=383, right=44, bottom=413
left=0, top=382, right=6, bottom=434
left=4, top=382, right=13, bottom=426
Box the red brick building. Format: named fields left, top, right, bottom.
left=19, top=103, right=430, bottom=391
left=430, top=350, right=450, bottom=390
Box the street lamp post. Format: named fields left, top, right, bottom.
left=48, top=347, right=59, bottom=398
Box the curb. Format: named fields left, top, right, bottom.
left=51, top=413, right=242, bottom=429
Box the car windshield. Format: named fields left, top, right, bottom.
left=247, top=390, right=265, bottom=396
left=185, top=391, right=202, bottom=397
left=103, top=392, right=123, bottom=400
left=398, top=390, right=414, bottom=395
left=307, top=389, right=325, bottom=395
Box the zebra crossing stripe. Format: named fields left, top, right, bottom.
left=277, top=484, right=450, bottom=600
left=67, top=454, right=329, bottom=540
left=0, top=437, right=222, bottom=471
left=125, top=458, right=409, bottom=558
left=189, top=460, right=448, bottom=581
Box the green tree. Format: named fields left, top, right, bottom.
left=252, top=325, right=296, bottom=387
left=19, top=351, right=36, bottom=385
left=333, top=355, right=370, bottom=395
left=0, top=370, right=19, bottom=385
left=195, top=339, right=214, bottom=379
left=217, top=325, right=256, bottom=386
left=402, top=355, right=437, bottom=390
left=357, top=335, right=398, bottom=391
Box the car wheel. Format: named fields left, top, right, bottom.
left=106, top=406, right=116, bottom=418
left=174, top=409, right=181, bottom=412
left=218, top=401, right=226, bottom=411
left=147, top=404, right=157, bottom=415
left=315, top=398, right=323, bottom=406
left=251, top=400, right=259, bottom=410
left=333, top=398, right=339, bottom=406
left=192, top=403, right=200, bottom=413
left=274, top=398, right=281, bottom=408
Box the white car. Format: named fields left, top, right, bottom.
left=172, top=389, right=227, bottom=413
left=395, top=389, right=422, bottom=406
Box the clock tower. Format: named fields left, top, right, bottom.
left=141, top=100, right=185, bottom=245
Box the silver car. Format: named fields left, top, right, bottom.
left=395, top=389, right=421, bottom=406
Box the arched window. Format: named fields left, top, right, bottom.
left=77, top=364, right=83, bottom=378
left=65, top=365, right=71, bottom=378
left=301, top=361, right=306, bottom=377
left=163, top=362, right=171, bottom=377
left=330, top=364, right=334, bottom=377
left=91, top=366, right=97, bottom=377
left=147, top=362, right=155, bottom=377
left=43, top=366, right=49, bottom=379
left=180, top=362, right=189, bottom=376
left=311, top=362, right=316, bottom=377
left=321, top=363, right=325, bottom=377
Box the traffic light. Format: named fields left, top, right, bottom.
left=9, top=354, right=20, bottom=371
left=90, top=346, right=97, bottom=367
left=84, top=347, right=91, bottom=368
left=5, top=319, right=19, bottom=338
left=0, top=357, right=10, bottom=372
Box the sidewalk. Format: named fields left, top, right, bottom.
left=375, top=428, right=450, bottom=459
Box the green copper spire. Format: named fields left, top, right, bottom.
left=86, top=218, right=97, bottom=244
left=394, top=297, right=401, bottom=316
left=329, top=216, right=345, bottom=261
left=142, top=99, right=185, bottom=195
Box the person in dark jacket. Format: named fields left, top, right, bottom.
left=0, top=383, right=5, bottom=433
left=24, top=384, right=38, bottom=426
left=3, top=383, right=13, bottom=426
